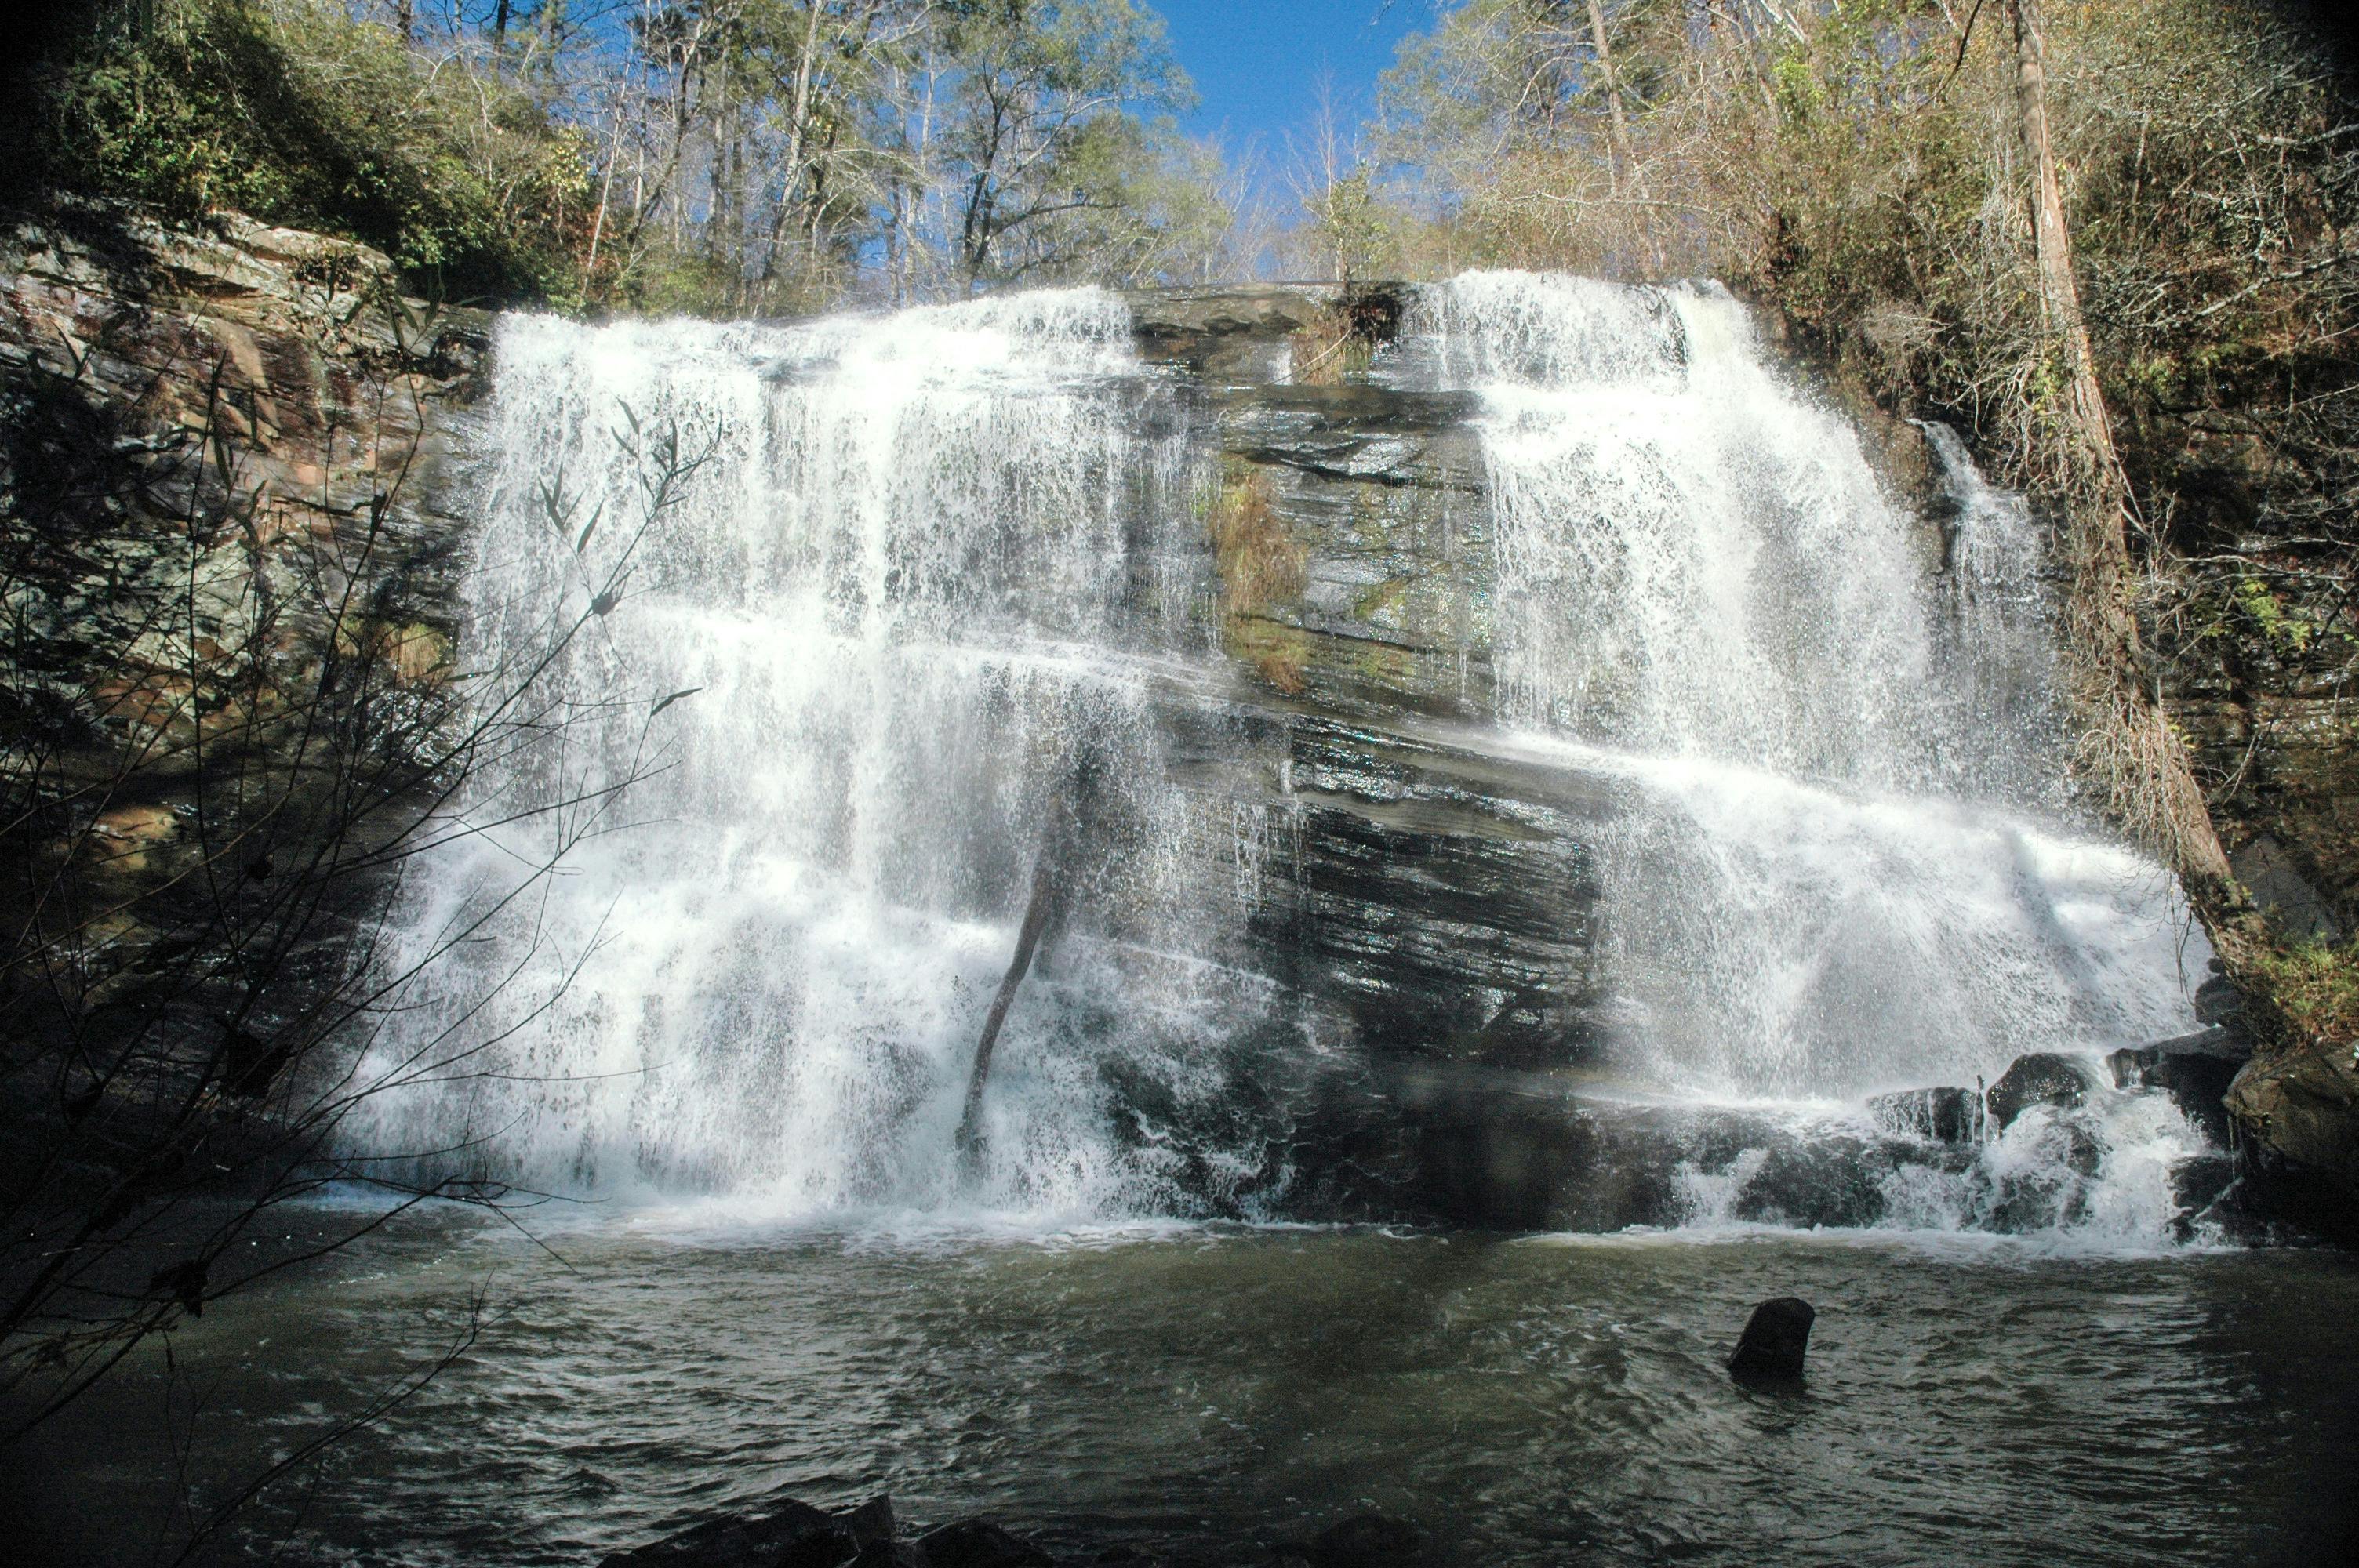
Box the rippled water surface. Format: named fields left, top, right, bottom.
left=17, top=1207, right=2358, bottom=1567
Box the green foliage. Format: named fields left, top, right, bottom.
left=24, top=1, right=591, bottom=301
left=2248, top=937, right=2359, bottom=1052
left=2232, top=574, right=2314, bottom=657
left=10, top=0, right=1245, bottom=312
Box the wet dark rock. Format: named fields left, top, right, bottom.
left=1867, top=1085, right=1981, bottom=1144
left=1988, top=1163, right=2093, bottom=1232
left=1732, top=1140, right=1889, bottom=1229
left=2063, top=1121, right=2105, bottom=1179
left=914, top=1519, right=1054, bottom=1568
left=2109, top=1027, right=2250, bottom=1142
left=597, top=1501, right=839, bottom=1568
left=781, top=1526, right=863, bottom=1568
left=2194, top=973, right=2246, bottom=1025
left=1985, top=1054, right=2093, bottom=1131
left=1288, top=1065, right=1693, bottom=1231
left=840, top=1497, right=898, bottom=1549
left=1727, top=1297, right=1814, bottom=1385
left=2169, top=1152, right=2240, bottom=1239
left=2226, top=1041, right=2359, bottom=1244
left=2219, top=1138, right=2359, bottom=1247
left=856, top=1544, right=930, bottom=1568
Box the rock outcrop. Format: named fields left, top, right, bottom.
left=0, top=204, right=486, bottom=775
left=0, top=204, right=489, bottom=1150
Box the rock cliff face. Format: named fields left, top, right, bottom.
left=0, top=207, right=485, bottom=760
left=1130, top=281, right=2355, bottom=1225
left=0, top=209, right=487, bottom=1064
left=1133, top=286, right=1611, bottom=1080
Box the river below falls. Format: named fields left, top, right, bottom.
left=14, top=1205, right=2359, bottom=1567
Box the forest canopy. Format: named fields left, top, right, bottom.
left=6, top=0, right=1244, bottom=309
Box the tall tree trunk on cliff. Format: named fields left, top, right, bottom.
left=2007, top=0, right=2248, bottom=949
left=1583, top=0, right=1630, bottom=190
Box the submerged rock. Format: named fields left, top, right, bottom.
left=1727, top=1297, right=1815, bottom=1385
left=1985, top=1054, right=2092, bottom=1131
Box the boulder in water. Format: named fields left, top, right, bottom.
left=1985, top=1054, right=2092, bottom=1131
left=1728, top=1297, right=1814, bottom=1385
left=914, top=1518, right=1055, bottom=1568
left=1867, top=1086, right=1979, bottom=1144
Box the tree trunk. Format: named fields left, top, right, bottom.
left=780, top=0, right=826, bottom=231
left=1583, top=0, right=1630, bottom=187
left=2007, top=0, right=2248, bottom=948
left=955, top=851, right=1060, bottom=1159
left=2011, top=0, right=2116, bottom=482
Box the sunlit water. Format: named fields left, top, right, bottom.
left=16, top=1207, right=2357, bottom=1566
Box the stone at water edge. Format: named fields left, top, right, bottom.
left=595, top=1500, right=840, bottom=1568
left=1728, top=1298, right=1814, bottom=1385
left=1984, top=1054, right=2094, bottom=1131
left=840, top=1496, right=897, bottom=1551
left=2108, top=1026, right=2251, bottom=1143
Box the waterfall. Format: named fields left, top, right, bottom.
left=1421, top=273, right=2211, bottom=1236
left=357, top=273, right=2217, bottom=1242
left=354, top=293, right=1272, bottom=1218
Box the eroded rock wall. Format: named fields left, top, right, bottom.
left=0, top=206, right=487, bottom=1054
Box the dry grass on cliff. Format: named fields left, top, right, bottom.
left=1288, top=305, right=1363, bottom=387
left=1207, top=464, right=1309, bottom=694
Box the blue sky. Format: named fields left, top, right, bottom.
left=1154, top=1, right=1430, bottom=154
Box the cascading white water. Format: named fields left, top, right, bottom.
left=1919, top=416, right=2070, bottom=797
left=361, top=270, right=2220, bottom=1244
left=1423, top=273, right=2213, bottom=1239
left=354, top=292, right=1270, bottom=1218
left=1430, top=275, right=1938, bottom=785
